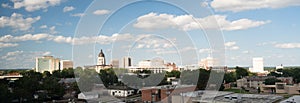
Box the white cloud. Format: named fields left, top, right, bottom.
left=2, top=3, right=12, bottom=8
left=71, top=13, right=85, bottom=17
left=0, top=34, right=50, bottom=42
left=0, top=50, right=51, bottom=69
left=1, top=51, right=24, bottom=59
left=0, top=13, right=41, bottom=31
left=42, top=51, right=51, bottom=55
left=0, top=33, right=140, bottom=45
left=39, top=25, right=47, bottom=29
left=12, top=0, right=63, bottom=12
left=224, top=42, right=236, bottom=47
left=257, top=41, right=277, bottom=46
left=274, top=43, right=300, bottom=49
left=133, top=13, right=270, bottom=31
left=209, top=0, right=300, bottom=12
left=230, top=46, right=240, bottom=50
left=133, top=35, right=175, bottom=50
left=0, top=42, right=19, bottom=48
left=63, top=6, right=75, bottom=12
left=93, top=9, right=110, bottom=15
left=199, top=48, right=211, bottom=53
left=224, top=41, right=240, bottom=50
left=49, top=26, right=58, bottom=34
left=242, top=50, right=250, bottom=54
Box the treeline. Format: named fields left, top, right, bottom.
left=0, top=68, right=77, bottom=102
left=268, top=67, right=300, bottom=83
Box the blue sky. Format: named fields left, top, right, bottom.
left=0, top=0, right=300, bottom=69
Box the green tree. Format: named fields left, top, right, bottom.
left=235, top=66, right=249, bottom=79
left=166, top=70, right=181, bottom=78
left=42, top=71, right=51, bottom=78
left=0, top=80, right=11, bottom=102
left=264, top=78, right=281, bottom=85
left=41, top=76, right=65, bottom=99
left=13, top=70, right=43, bottom=101
left=224, top=72, right=236, bottom=83
left=52, top=70, right=61, bottom=78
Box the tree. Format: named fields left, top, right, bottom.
left=61, top=68, right=75, bottom=78
left=235, top=66, right=249, bottom=79
left=264, top=78, right=281, bottom=85
left=41, top=76, right=65, bottom=99
left=166, top=70, right=181, bottom=78
left=43, top=71, right=51, bottom=78
left=13, top=70, right=43, bottom=101
left=224, top=72, right=236, bottom=83
left=52, top=70, right=61, bottom=78
left=0, top=81, right=11, bottom=102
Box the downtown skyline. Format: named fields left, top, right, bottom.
left=1, top=0, right=300, bottom=69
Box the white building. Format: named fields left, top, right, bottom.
left=249, top=57, right=264, bottom=73
left=95, top=49, right=112, bottom=72
left=122, top=56, right=131, bottom=68
left=97, top=49, right=105, bottom=66
left=60, top=60, right=73, bottom=69
left=35, top=56, right=60, bottom=73
left=108, top=86, right=135, bottom=97
left=78, top=92, right=99, bottom=100
left=199, top=57, right=214, bottom=70
left=110, top=59, right=119, bottom=68
left=137, top=58, right=167, bottom=73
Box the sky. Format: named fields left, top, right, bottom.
left=0, top=0, right=300, bottom=69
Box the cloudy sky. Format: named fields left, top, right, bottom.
left=0, top=0, right=300, bottom=69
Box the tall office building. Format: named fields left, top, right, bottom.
left=60, top=60, right=73, bottom=69
left=122, top=57, right=131, bottom=68
left=111, top=59, right=119, bottom=68
left=249, top=57, right=264, bottom=73
left=36, top=56, right=60, bottom=73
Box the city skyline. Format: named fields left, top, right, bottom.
left=1, top=0, right=300, bottom=69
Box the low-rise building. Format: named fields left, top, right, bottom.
left=237, top=76, right=276, bottom=88
left=172, top=91, right=283, bottom=103
left=107, top=86, right=135, bottom=97
left=141, top=85, right=196, bottom=103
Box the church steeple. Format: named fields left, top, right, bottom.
left=97, top=49, right=106, bottom=65
left=98, top=49, right=105, bottom=57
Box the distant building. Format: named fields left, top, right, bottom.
left=110, top=59, right=119, bottom=68
left=60, top=60, right=73, bottom=69
left=237, top=76, right=276, bottom=88
left=172, top=91, right=283, bottom=103
left=137, top=58, right=167, bottom=73
left=199, top=57, right=214, bottom=70
left=107, top=86, right=135, bottom=97
left=141, top=85, right=196, bottom=103
left=165, top=62, right=178, bottom=72
left=122, top=56, right=131, bottom=68
left=95, top=49, right=112, bottom=72
left=249, top=57, right=264, bottom=73
left=97, top=49, right=106, bottom=66
left=35, top=56, right=60, bottom=73
left=276, top=64, right=284, bottom=70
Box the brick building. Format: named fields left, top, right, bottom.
left=141, top=85, right=196, bottom=103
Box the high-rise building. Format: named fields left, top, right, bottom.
left=36, top=56, right=60, bottom=73
left=60, top=60, right=73, bottom=69
left=111, top=59, right=119, bottom=68
left=249, top=57, right=264, bottom=73
left=122, top=56, right=131, bottom=68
